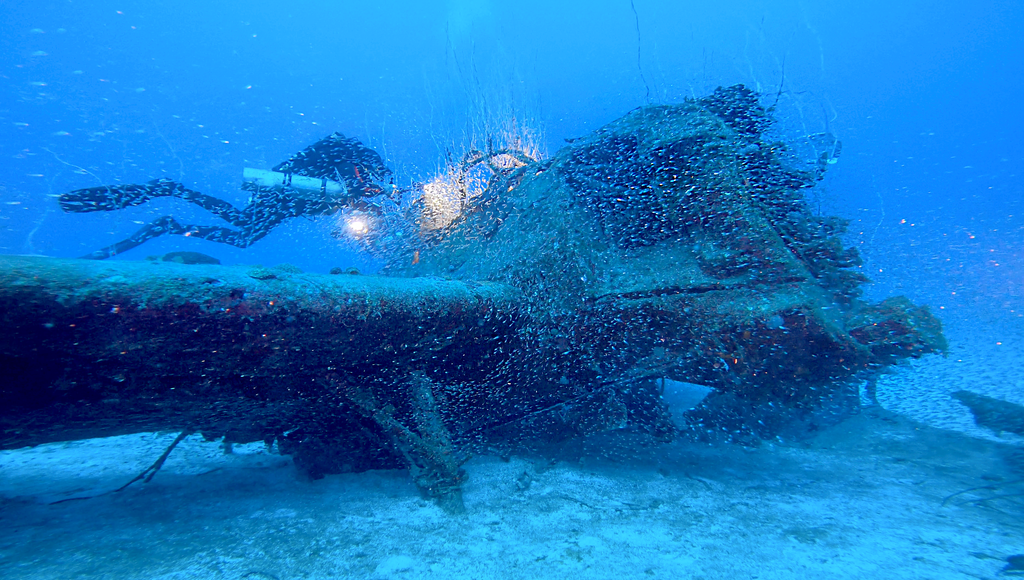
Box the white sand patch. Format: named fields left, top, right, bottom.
left=1, top=408, right=1021, bottom=579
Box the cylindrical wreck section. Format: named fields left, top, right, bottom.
left=0, top=255, right=524, bottom=510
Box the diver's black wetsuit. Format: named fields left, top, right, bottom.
left=59, top=133, right=392, bottom=260
left=61, top=179, right=344, bottom=259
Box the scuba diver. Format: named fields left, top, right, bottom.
left=58, top=133, right=395, bottom=260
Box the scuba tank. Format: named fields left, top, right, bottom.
left=242, top=168, right=348, bottom=200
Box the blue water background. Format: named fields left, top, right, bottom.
left=0, top=0, right=1021, bottom=327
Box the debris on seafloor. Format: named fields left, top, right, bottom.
left=0, top=85, right=947, bottom=511
left=1003, top=554, right=1024, bottom=576
left=953, top=390, right=1024, bottom=437
left=148, top=251, right=222, bottom=265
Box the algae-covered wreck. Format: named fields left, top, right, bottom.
left=0, top=86, right=945, bottom=511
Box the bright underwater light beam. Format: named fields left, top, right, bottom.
left=346, top=216, right=369, bottom=235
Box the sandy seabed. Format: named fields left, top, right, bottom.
left=2, top=320, right=1022, bottom=580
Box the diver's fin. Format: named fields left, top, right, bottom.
left=273, top=133, right=392, bottom=196
left=59, top=180, right=177, bottom=213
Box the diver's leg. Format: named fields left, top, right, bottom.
left=80, top=216, right=191, bottom=259
left=147, top=179, right=246, bottom=224
left=191, top=194, right=309, bottom=247
left=180, top=225, right=268, bottom=248
left=60, top=183, right=170, bottom=213
left=81, top=212, right=292, bottom=259
left=80, top=193, right=304, bottom=259
left=202, top=206, right=291, bottom=248
left=61, top=179, right=246, bottom=225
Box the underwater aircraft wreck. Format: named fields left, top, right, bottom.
left=0, top=86, right=946, bottom=512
